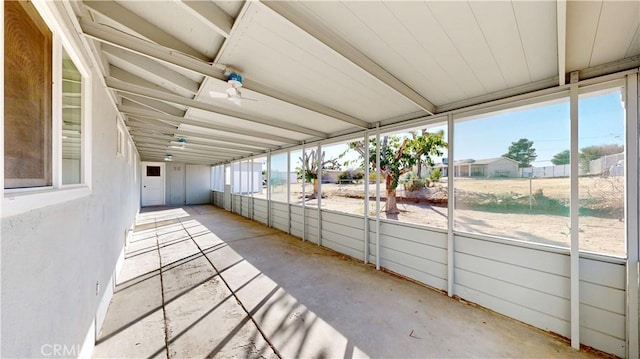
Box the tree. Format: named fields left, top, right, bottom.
left=579, top=144, right=623, bottom=170
left=298, top=149, right=339, bottom=199
left=503, top=138, right=537, bottom=168
left=551, top=150, right=570, bottom=165
left=348, top=131, right=446, bottom=214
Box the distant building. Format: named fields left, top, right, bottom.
left=438, top=157, right=519, bottom=178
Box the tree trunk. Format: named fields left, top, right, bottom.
left=386, top=188, right=399, bottom=214
left=306, top=178, right=320, bottom=199
left=385, top=174, right=399, bottom=214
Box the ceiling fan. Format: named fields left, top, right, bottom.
left=209, top=71, right=257, bottom=105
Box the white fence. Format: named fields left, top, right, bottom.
left=520, top=164, right=570, bottom=178
left=589, top=153, right=624, bottom=175
left=519, top=152, right=624, bottom=178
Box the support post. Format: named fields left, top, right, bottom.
left=287, top=150, right=291, bottom=234
left=375, top=124, right=381, bottom=270
left=250, top=158, right=254, bottom=220
left=302, top=142, right=306, bottom=242
left=364, top=131, right=370, bottom=264
left=626, top=72, right=639, bottom=359
left=267, top=151, right=272, bottom=228
left=447, top=114, right=455, bottom=297
left=317, top=143, right=322, bottom=246
left=569, top=70, right=580, bottom=350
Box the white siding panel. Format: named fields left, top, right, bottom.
left=322, top=237, right=362, bottom=261
left=380, top=246, right=447, bottom=281
left=455, top=252, right=569, bottom=298
left=454, top=283, right=570, bottom=337
left=378, top=221, right=448, bottom=248
left=455, top=235, right=569, bottom=274
left=253, top=199, right=268, bottom=224
left=322, top=222, right=362, bottom=243
left=382, top=236, right=447, bottom=265
left=322, top=229, right=362, bottom=252
left=581, top=327, right=625, bottom=358
left=580, top=304, right=625, bottom=340
left=379, top=256, right=447, bottom=291
left=321, top=210, right=363, bottom=229
left=455, top=268, right=570, bottom=321
left=580, top=257, right=625, bottom=289
left=580, top=281, right=625, bottom=315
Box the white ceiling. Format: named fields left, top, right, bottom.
left=73, top=0, right=640, bottom=165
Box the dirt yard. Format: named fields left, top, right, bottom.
left=254, top=177, right=626, bottom=257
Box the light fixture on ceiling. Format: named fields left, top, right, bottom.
left=164, top=154, right=173, bottom=162
left=171, top=138, right=186, bottom=149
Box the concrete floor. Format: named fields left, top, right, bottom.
left=93, top=205, right=607, bottom=359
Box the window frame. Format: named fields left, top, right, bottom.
left=3, top=0, right=93, bottom=217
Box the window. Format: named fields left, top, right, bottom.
left=269, top=152, right=288, bottom=203
left=319, top=139, right=368, bottom=216
left=289, top=149, right=303, bottom=204
left=146, top=166, right=161, bottom=177
left=116, top=123, right=125, bottom=157
left=454, top=98, right=570, bottom=247
left=61, top=48, right=82, bottom=185
left=4, top=0, right=53, bottom=189
left=4, top=1, right=89, bottom=192
left=252, top=157, right=267, bottom=199
left=373, top=124, right=448, bottom=227
left=578, top=86, right=625, bottom=256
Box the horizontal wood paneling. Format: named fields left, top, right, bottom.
left=454, top=282, right=570, bottom=337
left=367, top=220, right=448, bottom=291
left=320, top=210, right=364, bottom=260
left=252, top=198, right=268, bottom=225
left=455, top=235, right=569, bottom=274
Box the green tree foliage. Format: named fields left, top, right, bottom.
left=348, top=130, right=446, bottom=214
left=503, top=138, right=537, bottom=168
left=579, top=144, right=623, bottom=170
left=551, top=150, right=570, bottom=165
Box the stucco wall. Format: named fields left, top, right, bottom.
left=1, top=70, right=140, bottom=357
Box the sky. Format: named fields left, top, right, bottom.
left=454, top=89, right=624, bottom=166
left=265, top=88, right=625, bottom=171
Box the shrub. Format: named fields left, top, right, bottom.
left=430, top=168, right=443, bottom=181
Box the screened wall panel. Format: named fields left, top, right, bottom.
left=320, top=210, right=364, bottom=260
left=453, top=235, right=571, bottom=337
left=290, top=205, right=304, bottom=239
left=271, top=201, right=289, bottom=233
left=231, top=194, right=242, bottom=215
left=579, top=258, right=626, bottom=357
left=241, top=196, right=250, bottom=218
left=368, top=220, right=448, bottom=291
left=253, top=198, right=269, bottom=225
left=304, top=208, right=319, bottom=244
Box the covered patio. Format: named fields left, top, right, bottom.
left=94, top=206, right=603, bottom=358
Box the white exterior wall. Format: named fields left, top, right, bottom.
left=486, top=158, right=519, bottom=177
left=185, top=165, right=212, bottom=205
left=167, top=163, right=186, bottom=206
left=1, top=57, right=140, bottom=357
